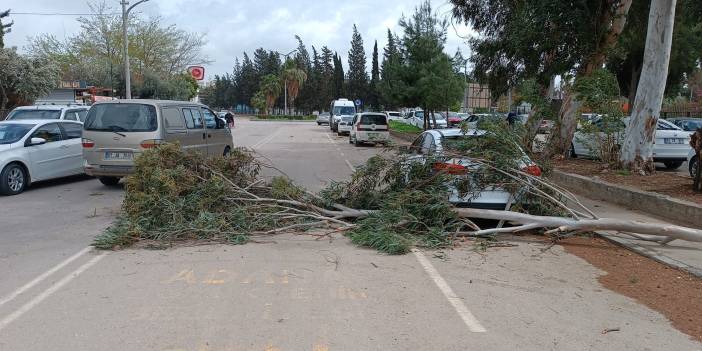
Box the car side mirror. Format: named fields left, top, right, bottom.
left=28, top=137, right=46, bottom=146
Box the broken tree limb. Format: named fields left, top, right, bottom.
left=455, top=208, right=702, bottom=243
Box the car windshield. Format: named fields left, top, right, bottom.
left=333, top=106, right=355, bottom=115
left=84, top=104, right=158, bottom=132
left=7, top=110, right=61, bottom=120
left=657, top=119, right=681, bottom=131
left=682, top=120, right=702, bottom=131
left=360, top=114, right=387, bottom=125
left=0, top=123, right=35, bottom=144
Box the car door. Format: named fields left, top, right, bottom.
left=58, top=122, right=85, bottom=175
left=201, top=107, right=230, bottom=156
left=181, top=107, right=208, bottom=156
left=26, top=123, right=70, bottom=181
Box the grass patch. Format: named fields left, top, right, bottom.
left=388, top=120, right=422, bottom=133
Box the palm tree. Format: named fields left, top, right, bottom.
left=281, top=59, right=307, bottom=111
left=260, top=74, right=282, bottom=114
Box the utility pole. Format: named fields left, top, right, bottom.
left=121, top=0, right=149, bottom=99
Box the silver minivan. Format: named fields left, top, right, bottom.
left=82, top=100, right=233, bottom=186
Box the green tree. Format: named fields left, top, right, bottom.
left=281, top=59, right=308, bottom=110
left=0, top=9, right=12, bottom=49
left=333, top=53, right=345, bottom=98
left=347, top=25, right=368, bottom=105
left=450, top=0, right=634, bottom=154
left=608, top=0, right=702, bottom=103
left=399, top=1, right=465, bottom=129
left=260, top=74, right=282, bottom=114
left=0, top=48, right=60, bottom=112
left=380, top=29, right=404, bottom=110
left=368, top=40, right=381, bottom=110
left=250, top=91, right=267, bottom=114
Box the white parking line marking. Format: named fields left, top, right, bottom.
left=0, top=252, right=106, bottom=332
left=345, top=160, right=356, bottom=172
left=412, top=249, right=487, bottom=333
left=253, top=129, right=280, bottom=149
left=0, top=247, right=91, bottom=308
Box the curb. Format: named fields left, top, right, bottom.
left=550, top=170, right=702, bottom=228
left=595, top=232, right=702, bottom=279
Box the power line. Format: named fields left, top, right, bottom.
left=10, top=12, right=121, bottom=16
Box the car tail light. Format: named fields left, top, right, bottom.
left=82, top=138, right=95, bottom=148
left=433, top=162, right=468, bottom=175
left=140, top=139, right=164, bottom=149
left=522, top=164, right=542, bottom=177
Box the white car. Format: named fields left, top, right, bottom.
left=688, top=149, right=699, bottom=178
left=349, top=113, right=389, bottom=146
left=6, top=104, right=89, bottom=123
left=407, top=128, right=541, bottom=209
left=384, top=111, right=402, bottom=121
left=0, top=120, right=85, bottom=195
left=405, top=110, right=448, bottom=129
left=571, top=117, right=691, bottom=169
left=337, top=115, right=354, bottom=135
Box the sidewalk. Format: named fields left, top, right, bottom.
left=572, top=196, right=702, bottom=278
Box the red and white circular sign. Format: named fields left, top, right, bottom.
left=187, top=66, right=205, bottom=80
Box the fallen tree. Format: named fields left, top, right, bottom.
left=95, top=124, right=702, bottom=254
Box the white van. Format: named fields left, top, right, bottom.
left=329, top=99, right=356, bottom=133
left=349, top=113, right=389, bottom=146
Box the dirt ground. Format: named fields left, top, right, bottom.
left=560, top=236, right=702, bottom=342
left=554, top=159, right=702, bottom=204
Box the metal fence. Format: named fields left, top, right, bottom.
left=661, top=104, right=702, bottom=118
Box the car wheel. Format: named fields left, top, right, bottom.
left=349, top=136, right=353, bottom=144
left=98, top=176, right=121, bottom=186
left=0, top=163, right=27, bottom=196
left=317, top=122, right=321, bottom=125
left=569, top=143, right=577, bottom=158
left=223, top=146, right=231, bottom=157
left=664, top=161, right=683, bottom=170
left=689, top=156, right=699, bottom=177
left=354, top=138, right=361, bottom=147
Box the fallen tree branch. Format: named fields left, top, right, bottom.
left=456, top=208, right=702, bottom=242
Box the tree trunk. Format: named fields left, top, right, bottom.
left=431, top=109, right=438, bottom=129
left=628, top=62, right=642, bottom=105
left=620, top=0, right=677, bottom=173
left=549, top=0, right=633, bottom=158
left=692, top=130, right=702, bottom=192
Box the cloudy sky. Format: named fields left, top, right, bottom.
left=4, top=0, right=474, bottom=80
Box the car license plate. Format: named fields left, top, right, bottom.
left=104, top=152, right=133, bottom=160
left=367, top=133, right=380, bottom=140
left=664, top=138, right=685, bottom=144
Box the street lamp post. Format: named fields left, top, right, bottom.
left=276, top=49, right=297, bottom=115
left=121, top=0, right=149, bottom=99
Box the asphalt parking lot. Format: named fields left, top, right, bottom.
left=0, top=119, right=699, bottom=350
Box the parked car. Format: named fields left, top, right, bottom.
left=0, top=120, right=84, bottom=195
left=443, top=111, right=464, bottom=127
left=384, top=111, right=402, bottom=121
left=337, top=115, right=354, bottom=135
left=82, top=100, right=234, bottom=186
left=667, top=117, right=702, bottom=134
left=407, top=128, right=541, bottom=209
left=571, top=117, right=690, bottom=169
left=688, top=148, right=698, bottom=178
left=6, top=104, right=89, bottom=123
left=349, top=113, right=389, bottom=146
left=316, top=112, right=330, bottom=125
left=405, top=110, right=448, bottom=129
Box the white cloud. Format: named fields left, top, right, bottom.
left=4, top=0, right=475, bottom=80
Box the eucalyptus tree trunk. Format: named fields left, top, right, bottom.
left=549, top=0, right=633, bottom=157
left=620, top=0, right=677, bottom=173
